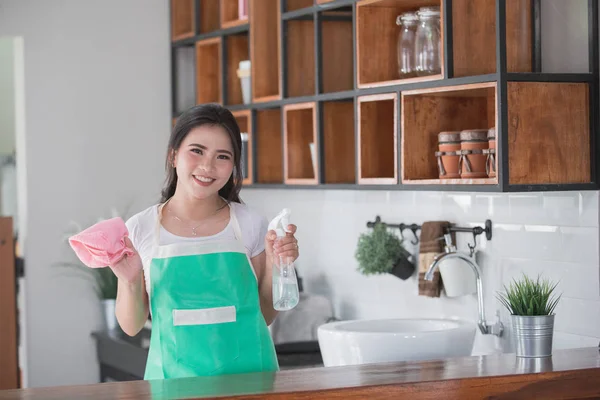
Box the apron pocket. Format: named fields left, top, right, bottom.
left=172, top=306, right=240, bottom=375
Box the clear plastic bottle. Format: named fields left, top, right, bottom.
left=272, top=240, right=299, bottom=311
left=415, top=6, right=442, bottom=77
left=396, top=12, right=418, bottom=79
left=269, top=209, right=299, bottom=311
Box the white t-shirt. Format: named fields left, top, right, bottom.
left=125, top=201, right=269, bottom=296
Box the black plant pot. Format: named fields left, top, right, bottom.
left=390, top=256, right=415, bottom=280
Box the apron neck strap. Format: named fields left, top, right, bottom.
left=154, top=197, right=244, bottom=245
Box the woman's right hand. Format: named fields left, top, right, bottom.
left=110, top=237, right=143, bottom=284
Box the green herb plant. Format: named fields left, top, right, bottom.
left=496, top=274, right=561, bottom=316
left=355, top=223, right=410, bottom=275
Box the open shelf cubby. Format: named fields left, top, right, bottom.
left=221, top=0, right=248, bottom=28
left=322, top=100, right=356, bottom=184
left=200, top=0, right=221, bottom=34
left=232, top=110, right=253, bottom=185
left=452, top=0, right=532, bottom=77
left=171, top=0, right=195, bottom=41
left=225, top=32, right=249, bottom=106
left=255, top=108, right=283, bottom=184
left=401, top=82, right=497, bottom=185
left=196, top=38, right=222, bottom=104
left=356, top=0, right=444, bottom=88
left=358, top=93, right=397, bottom=184
left=285, top=18, right=316, bottom=98
left=284, top=103, right=318, bottom=184
left=320, top=9, right=354, bottom=94
left=250, top=0, right=281, bottom=102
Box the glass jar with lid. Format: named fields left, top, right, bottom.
left=415, top=6, right=442, bottom=77
left=396, top=12, right=418, bottom=79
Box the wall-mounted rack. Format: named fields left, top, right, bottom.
left=366, top=215, right=492, bottom=247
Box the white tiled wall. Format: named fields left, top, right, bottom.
left=242, top=189, right=600, bottom=355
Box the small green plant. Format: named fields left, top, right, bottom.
left=355, top=223, right=410, bottom=275
left=496, top=274, right=561, bottom=316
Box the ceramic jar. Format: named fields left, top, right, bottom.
left=485, top=127, right=496, bottom=178
left=459, top=129, right=489, bottom=179
left=435, top=131, right=461, bottom=179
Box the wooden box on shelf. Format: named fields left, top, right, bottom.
left=250, top=0, right=281, bottom=102
left=356, top=0, right=444, bottom=88
left=401, top=82, right=497, bottom=185
left=196, top=37, right=222, bottom=104
left=284, top=102, right=318, bottom=184
left=171, top=0, right=195, bottom=41
left=232, top=110, right=253, bottom=185
left=358, top=93, right=398, bottom=185
left=255, top=108, right=284, bottom=184
left=322, top=100, right=356, bottom=184
left=507, top=81, right=590, bottom=186
left=221, top=0, right=249, bottom=28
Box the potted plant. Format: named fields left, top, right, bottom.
left=496, top=274, right=561, bottom=358
left=355, top=222, right=414, bottom=280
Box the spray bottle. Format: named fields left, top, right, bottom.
left=268, top=208, right=299, bottom=311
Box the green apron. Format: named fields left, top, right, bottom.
left=143, top=201, right=279, bottom=380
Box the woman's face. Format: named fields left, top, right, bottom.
left=173, top=124, right=234, bottom=200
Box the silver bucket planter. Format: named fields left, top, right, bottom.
left=511, top=314, right=555, bottom=358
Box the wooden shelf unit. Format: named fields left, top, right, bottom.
left=401, top=82, right=498, bottom=186
left=358, top=93, right=398, bottom=184
left=232, top=110, right=253, bottom=185
left=196, top=37, right=222, bottom=104
left=250, top=0, right=281, bottom=102
left=284, top=102, right=318, bottom=184
left=221, top=0, right=248, bottom=28
left=169, top=0, right=599, bottom=193
left=322, top=100, right=356, bottom=184
left=255, top=108, right=284, bottom=184
left=171, top=0, right=195, bottom=40
left=225, top=32, right=249, bottom=106
left=356, top=0, right=445, bottom=88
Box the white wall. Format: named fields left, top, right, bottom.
left=0, top=38, right=16, bottom=155
left=0, top=0, right=170, bottom=388
left=242, top=190, right=600, bottom=355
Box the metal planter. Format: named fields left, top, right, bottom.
left=511, top=314, right=555, bottom=358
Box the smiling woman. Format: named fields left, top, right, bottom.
left=107, top=103, right=301, bottom=381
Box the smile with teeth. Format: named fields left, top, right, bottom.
left=194, top=175, right=215, bottom=183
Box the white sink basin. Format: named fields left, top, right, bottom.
left=317, top=318, right=476, bottom=367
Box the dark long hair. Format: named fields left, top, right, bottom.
left=161, top=103, right=243, bottom=204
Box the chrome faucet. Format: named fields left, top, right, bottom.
left=425, top=233, right=504, bottom=337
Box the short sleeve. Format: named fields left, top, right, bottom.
left=250, top=214, right=269, bottom=258
left=125, top=215, right=139, bottom=250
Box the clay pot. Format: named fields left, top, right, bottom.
left=435, top=131, right=461, bottom=179
left=486, top=127, right=496, bottom=178
left=459, top=129, right=489, bottom=179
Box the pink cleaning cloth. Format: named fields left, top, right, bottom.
left=69, top=217, right=135, bottom=268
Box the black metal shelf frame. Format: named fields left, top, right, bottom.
left=169, top=0, right=600, bottom=193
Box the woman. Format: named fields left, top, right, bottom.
left=109, top=103, right=299, bottom=380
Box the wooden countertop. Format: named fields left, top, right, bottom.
left=1, top=347, right=600, bottom=399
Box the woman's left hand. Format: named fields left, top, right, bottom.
left=265, top=224, right=299, bottom=264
